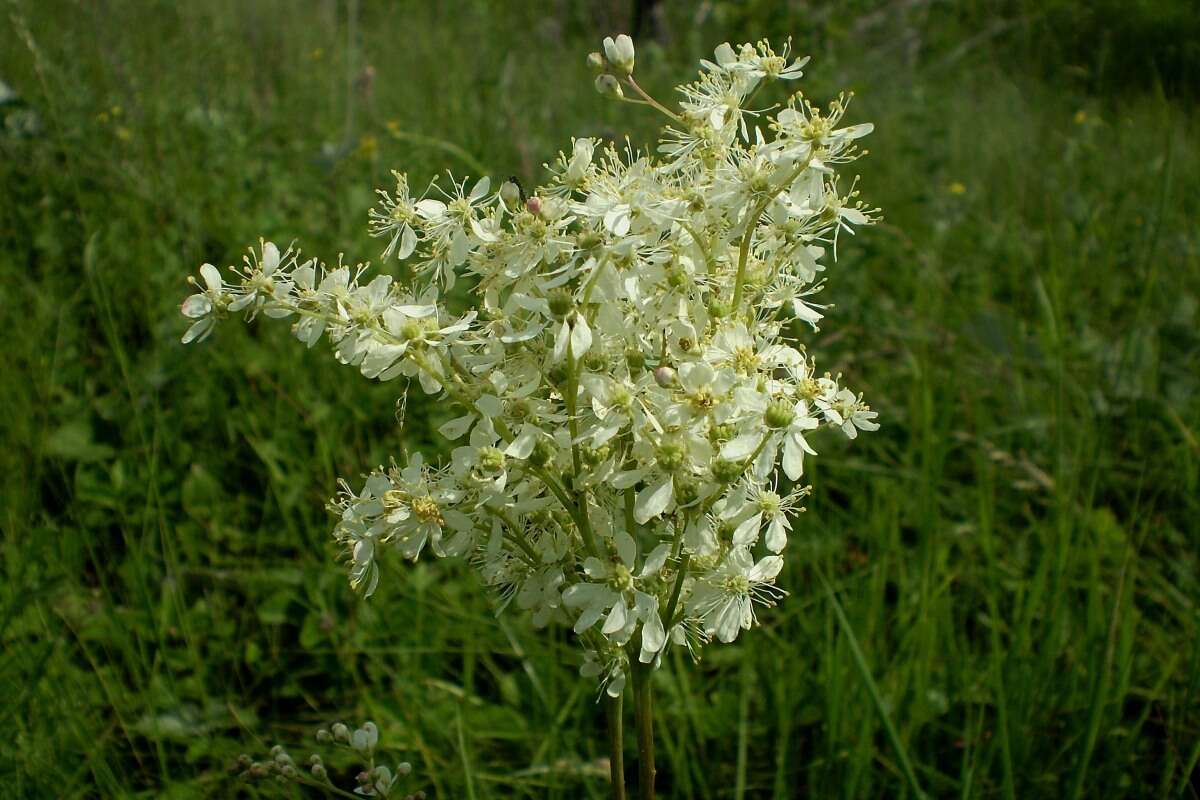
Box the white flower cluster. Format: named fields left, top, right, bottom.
left=183, top=37, right=878, bottom=696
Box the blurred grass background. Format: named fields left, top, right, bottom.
left=1, top=0, right=1198, bottom=797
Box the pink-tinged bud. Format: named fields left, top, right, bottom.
left=653, top=365, right=677, bottom=388
left=525, top=196, right=543, bottom=216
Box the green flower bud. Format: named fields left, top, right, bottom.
left=765, top=399, right=795, bottom=429
left=711, top=458, right=745, bottom=484
left=582, top=445, right=611, bottom=466
left=656, top=441, right=686, bottom=471
left=530, top=438, right=556, bottom=468
left=594, top=74, right=624, bottom=99
left=674, top=477, right=699, bottom=505
left=548, top=288, right=574, bottom=319
left=611, top=385, right=633, bottom=409
left=586, top=51, right=606, bottom=75
left=707, top=298, right=731, bottom=318
left=577, top=230, right=603, bottom=250
left=666, top=264, right=688, bottom=288
left=583, top=348, right=608, bottom=372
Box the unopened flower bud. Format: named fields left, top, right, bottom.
left=331, top=723, right=350, bottom=743
left=707, top=298, right=731, bottom=318
left=586, top=51, right=606, bottom=74
left=397, top=762, right=413, bottom=776
left=656, top=441, right=686, bottom=470
left=594, top=74, right=623, bottom=99
left=499, top=179, right=522, bottom=209
left=315, top=728, right=332, bottom=743
left=548, top=288, right=574, bottom=319
left=525, top=195, right=543, bottom=216
left=529, top=437, right=556, bottom=468
left=583, top=348, right=608, bottom=372
left=582, top=445, right=610, bottom=466
left=764, top=399, right=795, bottom=429
left=666, top=264, right=688, bottom=288
left=311, top=763, right=327, bottom=780
left=711, top=458, right=745, bottom=484
left=675, top=477, right=699, bottom=505
left=603, top=34, right=636, bottom=75
left=653, top=365, right=677, bottom=388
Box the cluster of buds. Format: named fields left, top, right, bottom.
left=238, top=721, right=422, bottom=798
left=588, top=34, right=636, bottom=98
left=184, top=36, right=878, bottom=697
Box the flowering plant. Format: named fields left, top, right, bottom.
left=183, top=34, right=877, bottom=798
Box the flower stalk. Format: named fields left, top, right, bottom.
left=607, top=694, right=627, bottom=800
left=181, top=33, right=882, bottom=789
left=631, top=660, right=656, bottom=800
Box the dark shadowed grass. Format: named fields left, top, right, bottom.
left=1, top=1, right=1197, bottom=797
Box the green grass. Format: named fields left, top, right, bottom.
left=2, top=1, right=1198, bottom=797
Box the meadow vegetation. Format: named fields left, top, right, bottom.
left=1, top=1, right=1197, bottom=797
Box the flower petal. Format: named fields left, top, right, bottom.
left=634, top=475, right=674, bottom=525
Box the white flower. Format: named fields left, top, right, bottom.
left=369, top=170, right=421, bottom=260
left=180, top=263, right=225, bottom=343
left=723, top=394, right=820, bottom=481
left=687, top=547, right=785, bottom=643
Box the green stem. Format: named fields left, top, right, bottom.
left=625, top=76, right=682, bottom=123
left=663, top=553, right=690, bottom=629
left=631, top=661, right=656, bottom=800
left=731, top=156, right=813, bottom=309
left=608, top=694, right=627, bottom=800
left=528, top=464, right=599, bottom=557
left=565, top=331, right=602, bottom=558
